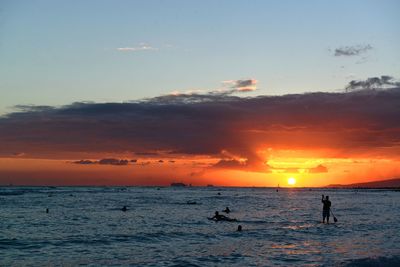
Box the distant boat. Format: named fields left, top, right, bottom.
left=207, top=184, right=214, bottom=187
left=170, top=182, right=186, bottom=187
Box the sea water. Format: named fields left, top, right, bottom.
left=1, top=187, right=399, bottom=266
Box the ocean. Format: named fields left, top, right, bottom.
left=1, top=186, right=399, bottom=266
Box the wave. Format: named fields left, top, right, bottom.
left=342, top=256, right=400, bottom=267
left=0, top=191, right=25, bottom=196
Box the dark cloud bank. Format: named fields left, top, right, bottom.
left=73, top=158, right=132, bottom=166
left=1, top=77, right=399, bottom=171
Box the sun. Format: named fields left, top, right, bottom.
left=288, top=177, right=296, bottom=186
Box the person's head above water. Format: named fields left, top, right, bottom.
left=215, top=211, right=219, bottom=216
left=326, top=196, right=329, bottom=200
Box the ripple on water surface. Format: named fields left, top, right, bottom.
left=1, top=187, right=399, bottom=266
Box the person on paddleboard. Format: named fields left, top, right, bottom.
left=321, top=195, right=331, bottom=223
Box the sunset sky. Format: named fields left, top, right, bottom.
left=0, top=0, right=399, bottom=186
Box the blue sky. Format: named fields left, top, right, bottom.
left=0, top=0, right=399, bottom=114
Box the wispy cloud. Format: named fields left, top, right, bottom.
left=99, top=158, right=129, bottom=165
left=222, top=79, right=258, bottom=92
left=116, top=43, right=158, bottom=52
left=265, top=164, right=328, bottom=174
left=168, top=79, right=258, bottom=97
left=73, top=159, right=96, bottom=165
left=308, top=164, right=328, bottom=173
left=169, top=89, right=205, bottom=96
left=345, top=76, right=400, bottom=91
left=334, top=44, right=372, bottom=57
left=212, top=158, right=269, bottom=172
left=73, top=158, right=131, bottom=166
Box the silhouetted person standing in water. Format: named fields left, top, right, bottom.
left=321, top=195, right=331, bottom=223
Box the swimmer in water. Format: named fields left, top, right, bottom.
left=222, top=207, right=231, bottom=213
left=209, top=211, right=237, bottom=222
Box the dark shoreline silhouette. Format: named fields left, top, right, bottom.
left=326, top=178, right=400, bottom=189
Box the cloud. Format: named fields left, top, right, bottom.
left=266, top=164, right=328, bottom=174
left=222, top=79, right=258, bottom=92
left=334, top=44, right=372, bottom=57
left=170, top=79, right=258, bottom=97
left=345, top=76, right=400, bottom=91
left=99, top=158, right=129, bottom=165
left=212, top=153, right=270, bottom=172
left=308, top=164, right=328, bottom=173
left=72, top=158, right=130, bottom=166
left=134, top=152, right=160, bottom=156
left=73, top=160, right=96, bottom=165
left=1, top=78, right=399, bottom=173
left=117, top=43, right=158, bottom=52
left=213, top=159, right=246, bottom=169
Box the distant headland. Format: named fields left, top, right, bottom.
left=326, top=178, right=400, bottom=189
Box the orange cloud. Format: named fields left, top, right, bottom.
left=0, top=86, right=399, bottom=186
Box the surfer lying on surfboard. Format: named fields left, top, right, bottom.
left=208, top=211, right=237, bottom=222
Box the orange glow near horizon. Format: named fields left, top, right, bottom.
left=1, top=148, right=400, bottom=186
